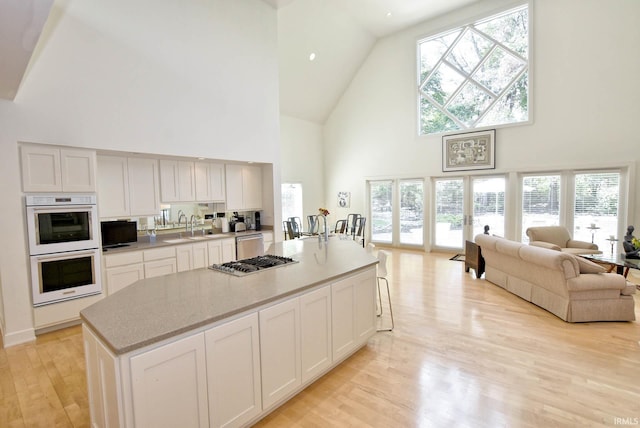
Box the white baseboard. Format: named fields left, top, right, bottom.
left=3, top=328, right=36, bottom=347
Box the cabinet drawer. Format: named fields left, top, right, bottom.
left=104, top=251, right=144, bottom=268
left=144, top=247, right=176, bottom=261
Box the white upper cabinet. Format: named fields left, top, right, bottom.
left=225, top=164, right=262, bottom=210
left=160, top=160, right=196, bottom=202
left=194, top=161, right=225, bottom=202
left=97, top=155, right=160, bottom=218
left=21, top=144, right=96, bottom=193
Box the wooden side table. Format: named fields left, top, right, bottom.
left=465, top=240, right=485, bottom=278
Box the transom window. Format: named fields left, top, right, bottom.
left=418, top=4, right=530, bottom=135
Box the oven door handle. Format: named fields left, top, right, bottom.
left=32, top=248, right=98, bottom=262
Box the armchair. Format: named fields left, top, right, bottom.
left=525, top=226, right=601, bottom=255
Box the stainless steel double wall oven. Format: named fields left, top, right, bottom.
left=26, top=194, right=102, bottom=306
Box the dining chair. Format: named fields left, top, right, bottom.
left=306, top=215, right=319, bottom=235
left=352, top=216, right=366, bottom=247
left=288, top=217, right=302, bottom=238
left=376, top=250, right=394, bottom=332
left=334, top=219, right=347, bottom=234
left=345, top=213, right=359, bottom=236
left=284, top=221, right=296, bottom=240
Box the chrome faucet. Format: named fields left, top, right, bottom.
left=177, top=210, right=187, bottom=228
left=190, top=215, right=197, bottom=236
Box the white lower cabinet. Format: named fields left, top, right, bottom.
left=205, top=313, right=262, bottom=428
left=300, top=286, right=332, bottom=383
left=331, top=269, right=377, bottom=361
left=207, top=238, right=236, bottom=265
left=259, top=298, right=301, bottom=410
left=105, top=263, right=145, bottom=295
left=130, top=334, right=209, bottom=428
left=143, top=247, right=177, bottom=278
left=176, top=243, right=207, bottom=273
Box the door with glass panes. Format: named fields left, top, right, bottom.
left=369, top=179, right=424, bottom=247
left=433, top=176, right=505, bottom=251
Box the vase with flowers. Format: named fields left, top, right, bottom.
left=318, top=208, right=330, bottom=241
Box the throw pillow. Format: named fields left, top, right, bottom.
left=574, top=256, right=607, bottom=274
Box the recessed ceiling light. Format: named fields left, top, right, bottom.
left=386, top=11, right=392, bottom=17
left=309, top=52, right=316, bottom=61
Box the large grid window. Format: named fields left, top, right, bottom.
left=521, top=175, right=561, bottom=242
left=573, top=172, right=620, bottom=248
left=418, top=4, right=529, bottom=135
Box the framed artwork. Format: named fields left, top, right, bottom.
left=337, top=191, right=350, bottom=208
left=442, top=129, right=496, bottom=172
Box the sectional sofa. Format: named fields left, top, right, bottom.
left=475, top=234, right=635, bottom=322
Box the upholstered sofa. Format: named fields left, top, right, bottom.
left=475, top=234, right=635, bottom=322
left=525, top=226, right=601, bottom=255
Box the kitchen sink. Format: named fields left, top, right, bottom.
left=163, top=238, right=192, bottom=244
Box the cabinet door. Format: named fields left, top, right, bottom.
left=242, top=165, right=263, bottom=210
left=224, top=164, right=243, bottom=210
left=128, top=157, right=160, bottom=216
left=130, top=334, right=209, bottom=428
left=208, top=163, right=226, bottom=202
left=192, top=243, right=208, bottom=269
left=144, top=259, right=177, bottom=278
left=259, top=298, right=301, bottom=410
left=105, top=263, right=144, bottom=295
left=300, top=286, right=332, bottom=383
left=195, top=162, right=226, bottom=202
left=205, top=313, right=262, bottom=428
left=222, top=239, right=236, bottom=263
left=207, top=240, right=223, bottom=265
left=176, top=245, right=193, bottom=272
left=331, top=269, right=377, bottom=361
left=178, top=161, right=196, bottom=202
left=354, top=269, right=377, bottom=344
left=60, top=149, right=96, bottom=192
left=331, top=277, right=356, bottom=361
left=21, top=145, right=62, bottom=192
left=159, top=160, right=180, bottom=202
left=97, top=156, right=130, bottom=218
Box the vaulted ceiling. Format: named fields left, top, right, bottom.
left=0, top=0, right=480, bottom=124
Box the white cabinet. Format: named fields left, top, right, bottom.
left=97, top=155, right=160, bottom=218
left=300, top=286, right=332, bottom=383
left=207, top=238, right=236, bottom=265
left=160, top=160, right=196, bottom=202
left=195, top=161, right=225, bottom=202
left=143, top=247, right=177, bottom=278
left=225, top=164, right=263, bottom=210
left=262, top=231, right=274, bottom=253
left=127, top=157, right=161, bottom=216
left=259, top=298, right=301, bottom=410
left=176, top=242, right=208, bottom=272
left=205, top=313, right=262, bottom=428
left=83, top=325, right=121, bottom=428
left=21, top=144, right=96, bottom=192
left=130, top=333, right=209, bottom=428
left=104, top=262, right=144, bottom=296
left=331, top=269, right=377, bottom=362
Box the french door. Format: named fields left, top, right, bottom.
left=369, top=179, right=424, bottom=247
left=433, top=176, right=505, bottom=250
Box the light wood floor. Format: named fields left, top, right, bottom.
left=2, top=250, right=640, bottom=427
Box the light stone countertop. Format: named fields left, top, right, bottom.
left=102, top=229, right=271, bottom=254
left=81, top=237, right=377, bottom=355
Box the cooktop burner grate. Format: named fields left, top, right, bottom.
left=210, top=255, right=298, bottom=276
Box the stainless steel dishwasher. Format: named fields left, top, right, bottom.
left=236, top=233, right=264, bottom=260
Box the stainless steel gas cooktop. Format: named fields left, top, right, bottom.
left=209, top=254, right=298, bottom=276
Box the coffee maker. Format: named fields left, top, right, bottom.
left=255, top=211, right=261, bottom=231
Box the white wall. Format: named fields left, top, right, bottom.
left=323, top=0, right=640, bottom=243
left=280, top=115, right=326, bottom=225
left=0, top=0, right=279, bottom=346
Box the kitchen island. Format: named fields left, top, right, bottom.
left=81, top=237, right=378, bottom=428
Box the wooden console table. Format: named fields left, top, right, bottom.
left=465, top=240, right=485, bottom=278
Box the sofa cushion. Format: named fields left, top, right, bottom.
left=529, top=241, right=561, bottom=251
left=574, top=256, right=607, bottom=274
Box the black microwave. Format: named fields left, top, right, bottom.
left=101, top=221, right=137, bottom=249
